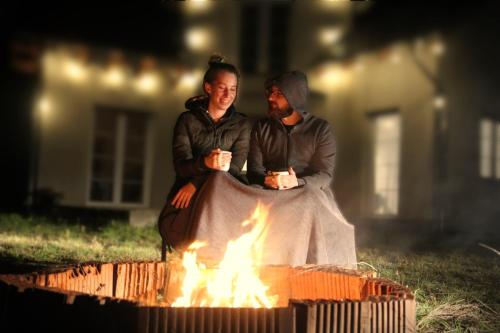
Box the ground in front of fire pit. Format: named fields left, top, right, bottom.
left=0, top=213, right=499, bottom=332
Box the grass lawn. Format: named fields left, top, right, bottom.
left=0, top=214, right=498, bottom=332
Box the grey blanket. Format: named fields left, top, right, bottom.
left=169, top=171, right=357, bottom=268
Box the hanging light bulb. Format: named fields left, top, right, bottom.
left=102, top=66, right=126, bottom=88
left=431, top=40, right=445, bottom=56
left=63, top=58, right=88, bottom=82
left=433, top=95, right=446, bottom=109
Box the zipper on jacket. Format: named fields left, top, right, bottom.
left=279, top=122, right=290, bottom=170
left=213, top=124, right=218, bottom=150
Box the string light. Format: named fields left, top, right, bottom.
left=433, top=95, right=446, bottom=109
left=431, top=40, right=445, bottom=56
left=38, top=96, right=51, bottom=117
left=135, top=72, right=160, bottom=95
left=319, top=27, right=343, bottom=45
left=102, top=67, right=126, bottom=88
left=185, top=28, right=211, bottom=51
left=63, top=59, right=88, bottom=82
left=177, top=70, right=203, bottom=92
left=184, top=0, right=213, bottom=15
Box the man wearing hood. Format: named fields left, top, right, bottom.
left=246, top=71, right=357, bottom=266
left=248, top=71, right=336, bottom=198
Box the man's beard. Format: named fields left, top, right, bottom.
left=268, top=103, right=293, bottom=119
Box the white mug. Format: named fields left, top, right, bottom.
left=269, top=170, right=289, bottom=189
left=218, top=150, right=232, bottom=171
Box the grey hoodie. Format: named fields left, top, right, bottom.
left=265, top=70, right=309, bottom=116
left=249, top=71, right=337, bottom=192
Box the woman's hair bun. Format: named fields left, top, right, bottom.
left=202, top=54, right=240, bottom=86
left=208, top=54, right=226, bottom=66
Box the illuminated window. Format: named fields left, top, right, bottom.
left=479, top=118, right=500, bottom=179
left=496, top=123, right=500, bottom=179
left=480, top=119, right=493, bottom=178
left=373, top=113, right=401, bottom=215
left=89, top=107, right=151, bottom=206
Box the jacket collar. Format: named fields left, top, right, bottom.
left=186, top=95, right=237, bottom=125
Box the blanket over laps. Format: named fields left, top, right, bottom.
left=159, top=171, right=356, bottom=268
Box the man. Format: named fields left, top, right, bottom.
left=248, top=71, right=336, bottom=197
left=247, top=70, right=357, bottom=267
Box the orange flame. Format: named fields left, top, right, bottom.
left=172, top=203, right=278, bottom=308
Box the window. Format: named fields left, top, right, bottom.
left=268, top=3, right=290, bottom=74
left=479, top=118, right=500, bottom=179
left=373, top=113, right=401, bottom=215
left=240, top=4, right=260, bottom=74
left=240, top=3, right=290, bottom=74
left=89, top=107, right=151, bottom=206
left=496, top=123, right=500, bottom=179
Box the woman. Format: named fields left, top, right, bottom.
left=159, top=55, right=251, bottom=248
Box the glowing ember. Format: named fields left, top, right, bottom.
left=172, top=203, right=278, bottom=308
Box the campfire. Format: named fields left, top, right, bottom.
left=0, top=203, right=416, bottom=332
left=170, top=203, right=278, bottom=308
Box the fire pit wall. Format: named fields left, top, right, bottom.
left=0, top=262, right=416, bottom=333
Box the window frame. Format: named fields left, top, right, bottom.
left=86, top=106, right=153, bottom=209
left=369, top=110, right=402, bottom=217
left=479, top=117, right=500, bottom=180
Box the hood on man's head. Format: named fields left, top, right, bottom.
left=265, top=70, right=309, bottom=115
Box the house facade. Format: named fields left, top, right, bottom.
left=29, top=2, right=499, bottom=242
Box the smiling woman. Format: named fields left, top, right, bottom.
left=158, top=55, right=252, bottom=249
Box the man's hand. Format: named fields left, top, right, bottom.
left=204, top=148, right=232, bottom=171
left=264, top=174, right=280, bottom=189
left=278, top=167, right=299, bottom=189
left=171, top=182, right=197, bottom=209
left=264, top=167, right=299, bottom=190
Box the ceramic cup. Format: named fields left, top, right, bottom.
left=218, top=150, right=232, bottom=171
left=269, top=170, right=289, bottom=189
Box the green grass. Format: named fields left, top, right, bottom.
left=358, top=248, right=499, bottom=332
left=0, top=214, right=161, bottom=265
left=0, top=214, right=499, bottom=332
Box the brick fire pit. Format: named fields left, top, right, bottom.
left=0, top=262, right=415, bottom=332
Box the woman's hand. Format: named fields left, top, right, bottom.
left=204, top=148, right=232, bottom=171
left=171, top=182, right=197, bottom=209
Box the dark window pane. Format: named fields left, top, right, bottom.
left=240, top=4, right=260, bottom=74
left=124, top=138, right=145, bottom=160
left=91, top=107, right=150, bottom=204
left=91, top=108, right=118, bottom=202
left=123, top=161, right=144, bottom=182
left=95, top=110, right=118, bottom=133
left=126, top=113, right=147, bottom=137
left=90, top=181, right=113, bottom=202
left=121, top=183, right=143, bottom=203
left=93, top=135, right=115, bottom=156
left=92, top=158, right=114, bottom=179
left=269, top=3, right=290, bottom=74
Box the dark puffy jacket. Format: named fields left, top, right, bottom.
left=247, top=113, right=336, bottom=191
left=169, top=96, right=251, bottom=198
